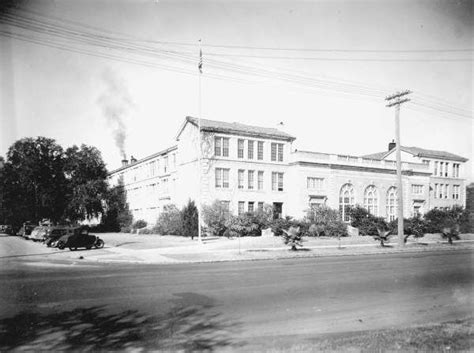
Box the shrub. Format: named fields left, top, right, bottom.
left=202, top=200, right=231, bottom=237
left=181, top=199, right=198, bottom=239
left=132, top=219, right=147, bottom=230
left=304, top=206, right=348, bottom=237
left=348, top=206, right=387, bottom=236
left=270, top=216, right=302, bottom=237
left=282, top=226, right=303, bottom=251
left=424, top=206, right=469, bottom=233
left=154, top=204, right=182, bottom=235
left=389, top=216, right=428, bottom=241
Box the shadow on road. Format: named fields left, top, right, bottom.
left=0, top=294, right=243, bottom=351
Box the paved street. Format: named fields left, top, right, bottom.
left=0, top=246, right=472, bottom=351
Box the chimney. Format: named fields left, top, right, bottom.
left=388, top=139, right=396, bottom=151
left=130, top=155, right=137, bottom=163
left=121, top=158, right=128, bottom=167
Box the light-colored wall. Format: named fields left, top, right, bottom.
left=108, top=121, right=466, bottom=225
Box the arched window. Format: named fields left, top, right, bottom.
left=364, top=185, right=378, bottom=216
left=339, top=184, right=355, bottom=222
left=386, top=187, right=398, bottom=222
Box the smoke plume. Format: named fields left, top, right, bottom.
left=97, top=69, right=135, bottom=159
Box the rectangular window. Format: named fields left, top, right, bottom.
left=444, top=184, right=449, bottom=199
left=215, top=168, right=230, bottom=188
left=223, top=138, right=229, bottom=157
left=307, top=177, right=324, bottom=190
left=278, top=143, right=283, bottom=162
left=422, top=159, right=430, bottom=165
left=172, top=154, right=176, bottom=169
left=248, top=170, right=254, bottom=189
left=248, top=140, right=254, bottom=159
left=453, top=185, right=460, bottom=199
left=271, top=143, right=277, bottom=161
left=238, top=169, right=245, bottom=189
left=223, top=168, right=229, bottom=188
left=272, top=172, right=284, bottom=191
left=214, top=137, right=222, bottom=156
left=258, top=202, right=264, bottom=211
left=434, top=183, right=439, bottom=199
left=258, top=171, right=264, bottom=190
left=215, top=168, right=222, bottom=188
left=257, top=141, right=264, bottom=160
left=439, top=162, right=444, bottom=177
left=411, top=184, right=423, bottom=195
left=164, top=156, right=169, bottom=173
left=220, top=200, right=230, bottom=212
left=439, top=184, right=443, bottom=199
left=238, top=201, right=245, bottom=215
left=445, top=162, right=449, bottom=177
left=434, top=161, right=438, bottom=176
left=150, top=161, right=155, bottom=177
left=453, top=163, right=460, bottom=178
left=248, top=201, right=254, bottom=213
left=238, top=139, right=244, bottom=159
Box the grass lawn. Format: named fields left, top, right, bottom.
left=254, top=318, right=473, bottom=352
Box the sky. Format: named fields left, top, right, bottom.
left=0, top=0, right=472, bottom=180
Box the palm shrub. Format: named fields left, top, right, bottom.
left=282, top=226, right=303, bottom=251
left=154, top=204, right=182, bottom=235
left=181, top=199, right=199, bottom=239
left=304, top=206, right=348, bottom=237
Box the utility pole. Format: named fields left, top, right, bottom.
left=197, top=39, right=203, bottom=243
left=385, top=90, right=411, bottom=247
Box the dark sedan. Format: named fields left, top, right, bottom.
left=57, top=227, right=104, bottom=251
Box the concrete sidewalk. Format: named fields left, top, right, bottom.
left=82, top=235, right=474, bottom=265
left=3, top=233, right=473, bottom=266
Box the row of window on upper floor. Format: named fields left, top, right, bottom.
left=215, top=168, right=284, bottom=191
left=214, top=137, right=284, bottom=162
left=433, top=183, right=461, bottom=200
left=116, top=153, right=177, bottom=184
left=422, top=160, right=461, bottom=178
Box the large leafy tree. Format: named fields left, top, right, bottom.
left=2, top=138, right=110, bottom=227
left=101, top=178, right=133, bottom=232
left=63, top=144, right=108, bottom=222
left=2, top=137, right=66, bottom=225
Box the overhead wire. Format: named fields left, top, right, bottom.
left=1, top=8, right=472, bottom=121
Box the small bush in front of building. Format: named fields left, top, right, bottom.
left=270, top=216, right=301, bottom=237
left=202, top=200, right=231, bottom=237
left=389, top=216, right=428, bottom=242
left=304, top=206, right=348, bottom=237
left=424, top=206, right=469, bottom=234
left=132, top=219, right=147, bottom=230
left=348, top=205, right=387, bottom=236
left=154, top=204, right=182, bottom=235
left=181, top=199, right=199, bottom=239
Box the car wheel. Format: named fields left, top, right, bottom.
left=95, top=239, right=104, bottom=249
left=86, top=245, right=92, bottom=250
left=57, top=241, right=65, bottom=250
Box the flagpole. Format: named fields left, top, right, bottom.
left=197, top=39, right=202, bottom=243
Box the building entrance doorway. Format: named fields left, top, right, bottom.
left=273, top=202, right=283, bottom=219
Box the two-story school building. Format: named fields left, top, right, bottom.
left=108, top=116, right=468, bottom=225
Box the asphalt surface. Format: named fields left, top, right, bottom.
left=0, top=246, right=472, bottom=351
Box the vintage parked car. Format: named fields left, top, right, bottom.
left=29, top=226, right=49, bottom=241
left=57, top=227, right=104, bottom=251
left=0, top=225, right=13, bottom=235
left=44, top=227, right=75, bottom=247
left=16, top=222, right=36, bottom=237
